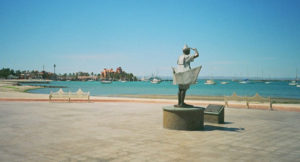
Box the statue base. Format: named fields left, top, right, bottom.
left=162, top=106, right=204, bottom=130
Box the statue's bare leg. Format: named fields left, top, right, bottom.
left=174, top=89, right=183, bottom=107
left=182, top=89, right=193, bottom=107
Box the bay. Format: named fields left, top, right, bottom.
left=25, top=80, right=300, bottom=99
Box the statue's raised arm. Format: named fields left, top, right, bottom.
left=191, top=48, right=199, bottom=58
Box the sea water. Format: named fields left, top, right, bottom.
left=26, top=80, right=300, bottom=99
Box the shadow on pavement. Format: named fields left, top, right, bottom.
left=204, top=125, right=245, bottom=132
left=223, top=121, right=234, bottom=124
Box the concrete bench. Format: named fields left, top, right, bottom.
left=49, top=88, right=90, bottom=102
left=204, top=104, right=225, bottom=124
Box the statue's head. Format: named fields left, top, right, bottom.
left=183, top=44, right=190, bottom=55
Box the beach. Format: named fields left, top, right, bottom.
left=0, top=80, right=48, bottom=99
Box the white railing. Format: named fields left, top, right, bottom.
left=224, top=92, right=272, bottom=110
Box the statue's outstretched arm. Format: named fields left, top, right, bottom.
left=191, top=48, right=199, bottom=58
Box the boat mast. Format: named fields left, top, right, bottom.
left=296, top=68, right=298, bottom=82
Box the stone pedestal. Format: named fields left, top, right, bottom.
left=163, top=106, right=204, bottom=130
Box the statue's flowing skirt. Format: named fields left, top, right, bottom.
left=172, top=66, right=202, bottom=85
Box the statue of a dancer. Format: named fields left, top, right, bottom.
left=173, top=44, right=200, bottom=107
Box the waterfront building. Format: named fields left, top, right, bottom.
left=116, top=67, right=122, bottom=73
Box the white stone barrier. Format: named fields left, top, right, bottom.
left=224, top=92, right=272, bottom=110
left=49, top=88, right=90, bottom=102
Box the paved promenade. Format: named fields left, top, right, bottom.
left=0, top=102, right=299, bottom=161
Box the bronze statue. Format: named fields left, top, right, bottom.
left=173, top=44, right=201, bottom=107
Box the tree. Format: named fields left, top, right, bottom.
left=16, top=70, right=21, bottom=78
left=10, top=69, right=15, bottom=75
left=42, top=72, right=49, bottom=79
left=0, top=68, right=12, bottom=79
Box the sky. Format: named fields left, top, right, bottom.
left=1, top=0, right=300, bottom=78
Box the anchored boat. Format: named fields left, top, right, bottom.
left=204, top=79, right=216, bottom=85
left=151, top=78, right=161, bottom=84
left=101, top=80, right=112, bottom=84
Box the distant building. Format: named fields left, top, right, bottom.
left=99, top=67, right=137, bottom=81
left=101, top=68, right=115, bottom=79
left=116, top=67, right=122, bottom=73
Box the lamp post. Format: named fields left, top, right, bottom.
left=53, top=64, right=56, bottom=80
left=54, top=64, right=56, bottom=74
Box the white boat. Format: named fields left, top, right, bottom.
left=220, top=81, right=228, bottom=85
left=118, top=79, right=127, bottom=82
left=265, top=81, right=271, bottom=84
left=141, top=76, right=149, bottom=82
left=204, top=80, right=216, bottom=85
left=289, top=80, right=297, bottom=86
left=101, top=80, right=112, bottom=84
left=289, top=69, right=298, bottom=86
left=151, top=78, right=161, bottom=84
left=239, top=79, right=249, bottom=84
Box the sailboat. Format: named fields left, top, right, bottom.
left=288, top=81, right=297, bottom=86
left=204, top=73, right=216, bottom=85
left=264, top=76, right=271, bottom=84
left=151, top=78, right=161, bottom=84
left=101, top=77, right=112, bottom=84
left=101, top=80, right=112, bottom=84
left=221, top=81, right=229, bottom=84
left=261, top=71, right=271, bottom=84
left=141, top=76, right=149, bottom=82
left=289, top=69, right=298, bottom=86
left=239, top=79, right=249, bottom=84
left=150, top=73, right=161, bottom=84
left=204, top=79, right=216, bottom=85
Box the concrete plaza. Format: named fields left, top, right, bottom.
left=0, top=101, right=299, bottom=161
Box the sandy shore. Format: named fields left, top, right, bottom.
left=0, top=80, right=44, bottom=92
left=1, top=80, right=300, bottom=112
